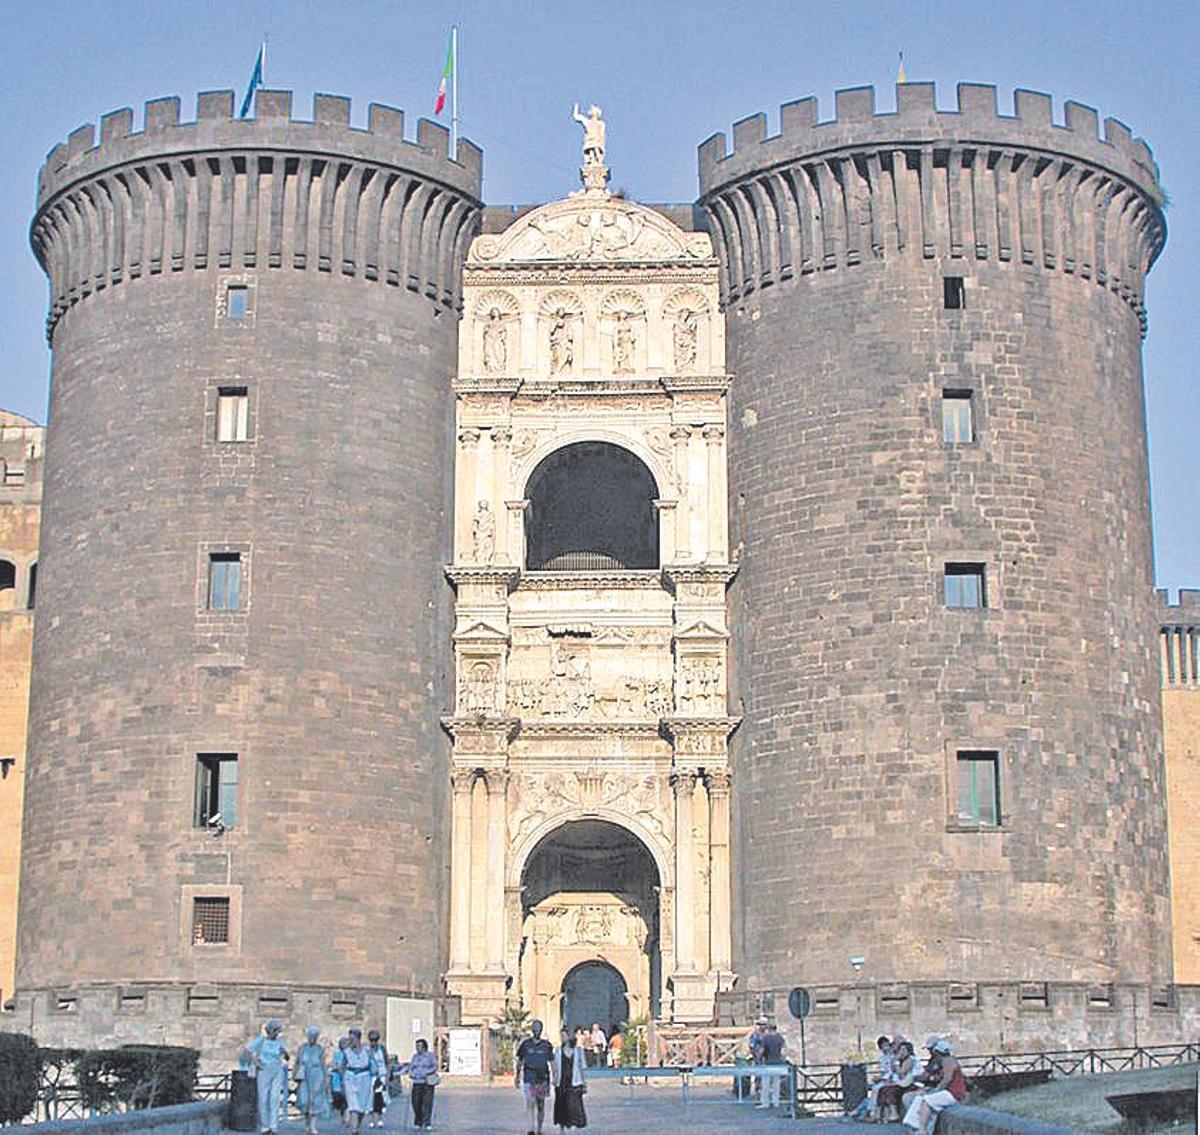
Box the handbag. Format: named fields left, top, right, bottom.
left=425, top=1072, right=441, bottom=1087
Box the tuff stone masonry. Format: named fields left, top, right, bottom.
left=9, top=81, right=1192, bottom=1066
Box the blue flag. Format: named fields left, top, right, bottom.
left=239, top=42, right=265, bottom=119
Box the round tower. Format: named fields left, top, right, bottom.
left=19, top=89, right=480, bottom=1054
left=699, top=84, right=1170, bottom=990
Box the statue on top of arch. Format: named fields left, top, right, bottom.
left=572, top=102, right=609, bottom=193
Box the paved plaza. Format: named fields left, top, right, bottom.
left=285, top=1079, right=892, bottom=1134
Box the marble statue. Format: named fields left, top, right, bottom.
left=472, top=499, right=495, bottom=563
left=482, top=307, right=507, bottom=373
left=572, top=103, right=606, bottom=168
left=674, top=308, right=698, bottom=371
left=550, top=309, right=574, bottom=374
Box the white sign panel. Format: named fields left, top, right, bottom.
left=447, top=1026, right=483, bottom=1076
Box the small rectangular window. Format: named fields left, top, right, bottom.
left=192, top=897, right=231, bottom=944
left=216, top=388, right=249, bottom=442
left=944, top=563, right=986, bottom=609
left=208, top=553, right=242, bottom=611
left=944, top=277, right=965, bottom=309
left=226, top=285, right=249, bottom=321
left=956, top=750, right=1001, bottom=826
left=194, top=753, right=238, bottom=829
left=942, top=390, right=974, bottom=444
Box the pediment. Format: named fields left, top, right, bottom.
left=674, top=620, right=728, bottom=641
left=454, top=620, right=510, bottom=643
left=469, top=195, right=713, bottom=265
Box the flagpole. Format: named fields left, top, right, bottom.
left=262, top=35, right=268, bottom=86
left=451, top=24, right=459, bottom=159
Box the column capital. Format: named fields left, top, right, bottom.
left=451, top=767, right=476, bottom=795
left=484, top=768, right=510, bottom=795
left=702, top=425, right=725, bottom=442
left=459, top=428, right=481, bottom=447
left=671, top=768, right=699, bottom=795
left=669, top=425, right=693, bottom=441
left=492, top=427, right=513, bottom=445
left=705, top=769, right=732, bottom=796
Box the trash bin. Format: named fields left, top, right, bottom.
left=840, top=1062, right=868, bottom=1113
left=229, top=1069, right=257, bottom=1132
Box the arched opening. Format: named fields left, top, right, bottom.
left=525, top=442, right=659, bottom=571
left=561, top=960, right=628, bottom=1037
left=518, top=819, right=661, bottom=1037
left=0, top=560, right=15, bottom=613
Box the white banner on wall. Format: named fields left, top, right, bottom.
left=447, top=1026, right=483, bottom=1076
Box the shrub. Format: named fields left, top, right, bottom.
left=76, top=1045, right=198, bottom=1112
left=0, top=1032, right=41, bottom=1124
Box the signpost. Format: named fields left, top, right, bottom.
left=788, top=986, right=811, bottom=1067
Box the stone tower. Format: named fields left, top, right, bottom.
left=19, top=90, right=480, bottom=1051
left=699, top=84, right=1171, bottom=992
left=445, top=131, right=737, bottom=1035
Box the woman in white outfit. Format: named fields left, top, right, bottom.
left=341, top=1028, right=376, bottom=1134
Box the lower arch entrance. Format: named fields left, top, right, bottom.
left=518, top=819, right=660, bottom=1040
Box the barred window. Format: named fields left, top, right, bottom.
left=955, top=751, right=1001, bottom=827
left=942, top=390, right=974, bottom=444
left=216, top=388, right=249, bottom=442
left=192, top=897, right=231, bottom=944
left=208, top=553, right=242, bottom=611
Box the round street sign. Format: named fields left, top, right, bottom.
left=788, top=986, right=811, bottom=1019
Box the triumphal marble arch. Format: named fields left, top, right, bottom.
left=444, top=123, right=738, bottom=1034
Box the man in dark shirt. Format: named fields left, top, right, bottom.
left=514, top=1019, right=554, bottom=1135
left=757, top=1022, right=786, bottom=1109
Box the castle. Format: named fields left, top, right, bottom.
left=6, top=79, right=1198, bottom=1067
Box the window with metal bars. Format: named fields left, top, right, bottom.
left=192, top=897, right=230, bottom=944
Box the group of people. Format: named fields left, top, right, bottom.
left=746, top=1018, right=787, bottom=1109
left=567, top=1022, right=624, bottom=1068
left=242, top=1020, right=439, bottom=1135
left=514, top=1020, right=591, bottom=1133
left=849, top=1034, right=968, bottom=1132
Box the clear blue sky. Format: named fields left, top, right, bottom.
left=1, top=0, right=1195, bottom=591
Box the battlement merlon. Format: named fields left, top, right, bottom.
left=698, top=83, right=1164, bottom=209
left=37, top=89, right=483, bottom=208
left=1158, top=588, right=1200, bottom=624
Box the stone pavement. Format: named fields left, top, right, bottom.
left=285, top=1079, right=902, bottom=1134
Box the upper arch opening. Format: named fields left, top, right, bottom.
left=525, top=442, right=659, bottom=572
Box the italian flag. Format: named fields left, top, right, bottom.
left=435, top=33, right=453, bottom=115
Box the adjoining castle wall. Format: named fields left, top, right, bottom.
left=699, top=84, right=1170, bottom=993
left=0, top=412, right=43, bottom=1008
left=1160, top=589, right=1200, bottom=984
left=17, top=92, right=481, bottom=1047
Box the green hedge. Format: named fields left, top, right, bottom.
left=0, top=1032, right=41, bottom=1124
left=77, top=1045, right=199, bottom=1112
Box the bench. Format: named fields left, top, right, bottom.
left=1105, top=1088, right=1196, bottom=1129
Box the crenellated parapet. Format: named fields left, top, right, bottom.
left=697, top=83, right=1166, bottom=329
left=31, top=89, right=483, bottom=338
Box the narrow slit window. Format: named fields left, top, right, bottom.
left=0, top=561, right=14, bottom=592
left=192, top=897, right=231, bottom=944
left=226, top=285, right=249, bottom=321
left=208, top=553, right=242, bottom=611
left=194, top=753, right=238, bottom=829
left=944, top=562, right=987, bottom=609
left=955, top=751, right=1001, bottom=826
left=942, top=390, right=975, bottom=444
left=944, top=277, right=965, bottom=309
left=216, top=388, right=249, bottom=442
left=27, top=563, right=36, bottom=609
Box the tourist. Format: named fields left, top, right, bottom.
left=847, top=1035, right=894, bottom=1121
left=294, top=1026, right=329, bottom=1135
left=607, top=1027, right=624, bottom=1068
left=876, top=1039, right=922, bottom=1122
left=756, top=1021, right=785, bottom=1109
left=330, top=1036, right=349, bottom=1128
left=407, top=1037, right=439, bottom=1130
left=588, top=1022, right=607, bottom=1068
left=515, top=1019, right=555, bottom=1135
left=366, top=1029, right=390, bottom=1128
left=242, top=1019, right=289, bottom=1135
left=902, top=1038, right=967, bottom=1133
left=747, top=1017, right=767, bottom=1097
left=552, top=1026, right=589, bottom=1130
left=341, top=1028, right=375, bottom=1134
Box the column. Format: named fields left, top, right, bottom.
left=506, top=500, right=530, bottom=571
left=706, top=770, right=733, bottom=973
left=703, top=425, right=725, bottom=562
left=485, top=770, right=509, bottom=971
left=456, top=429, right=480, bottom=563
left=449, top=769, right=474, bottom=969
left=672, top=770, right=698, bottom=973
left=491, top=428, right=512, bottom=563
left=671, top=427, right=692, bottom=562
left=469, top=774, right=489, bottom=969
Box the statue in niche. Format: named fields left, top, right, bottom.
left=613, top=311, right=636, bottom=373
left=549, top=309, right=574, bottom=374
left=482, top=307, right=508, bottom=374
left=464, top=660, right=497, bottom=715
left=674, top=308, right=698, bottom=372
left=472, top=499, right=495, bottom=563
left=571, top=103, right=606, bottom=169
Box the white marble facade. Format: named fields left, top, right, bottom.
left=444, top=170, right=738, bottom=1033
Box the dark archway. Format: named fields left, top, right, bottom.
left=561, top=961, right=628, bottom=1036
left=525, top=442, right=659, bottom=570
